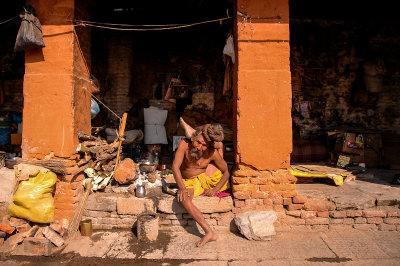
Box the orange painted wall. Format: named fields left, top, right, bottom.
left=235, top=0, right=292, bottom=170
left=22, top=0, right=91, bottom=159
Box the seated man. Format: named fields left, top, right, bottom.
left=172, top=123, right=230, bottom=247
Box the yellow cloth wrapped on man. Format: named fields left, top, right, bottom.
left=184, top=170, right=230, bottom=198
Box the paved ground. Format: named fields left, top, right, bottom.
left=1, top=228, right=400, bottom=265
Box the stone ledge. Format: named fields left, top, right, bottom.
left=157, top=195, right=233, bottom=214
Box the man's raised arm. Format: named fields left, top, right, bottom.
left=172, top=140, right=190, bottom=202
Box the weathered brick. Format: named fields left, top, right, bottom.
left=234, top=200, right=245, bottom=207
left=387, top=211, right=399, bottom=217
left=232, top=177, right=250, bottom=184
left=252, top=191, right=269, bottom=199
left=283, top=198, right=292, bottom=205
left=16, top=223, right=32, bottom=233
left=304, top=199, right=336, bottom=212
left=287, top=204, right=303, bottom=211
left=363, top=210, right=386, bottom=218
left=49, top=223, right=64, bottom=236
left=330, top=218, right=344, bottom=224
left=301, top=211, right=316, bottom=219
left=281, top=191, right=298, bottom=198
left=286, top=210, right=301, bottom=217
left=272, top=198, right=283, bottom=205
left=378, top=224, right=396, bottom=231
left=292, top=195, right=307, bottom=204
left=354, top=217, right=367, bottom=224
left=367, top=217, right=383, bottom=224
left=263, top=199, right=273, bottom=205
left=0, top=231, right=6, bottom=238
left=250, top=177, right=270, bottom=185
left=274, top=184, right=296, bottom=191
left=95, top=217, right=119, bottom=225
left=233, top=169, right=260, bottom=177
left=245, top=199, right=264, bottom=206
left=116, top=198, right=155, bottom=215
left=42, top=227, right=64, bottom=247
left=0, top=238, right=4, bottom=246
left=353, top=224, right=377, bottom=231
left=232, top=184, right=258, bottom=192
left=305, top=218, right=329, bottom=225
left=384, top=218, right=400, bottom=224
left=343, top=218, right=355, bottom=224
left=346, top=210, right=363, bottom=217
left=317, top=212, right=329, bottom=218
left=233, top=191, right=251, bottom=199
left=9, top=217, right=27, bottom=227
left=259, top=185, right=272, bottom=191
left=0, top=222, right=15, bottom=234
left=330, top=211, right=347, bottom=218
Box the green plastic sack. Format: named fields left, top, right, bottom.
left=9, top=171, right=57, bottom=223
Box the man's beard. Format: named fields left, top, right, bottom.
left=189, top=148, right=203, bottom=160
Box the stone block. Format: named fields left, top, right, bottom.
left=42, top=227, right=64, bottom=247
left=331, top=194, right=376, bottom=210
left=234, top=211, right=278, bottom=241
left=83, top=210, right=111, bottom=218
left=311, top=225, right=329, bottom=231
left=116, top=198, right=155, bottom=215
left=23, top=237, right=52, bottom=256
left=157, top=195, right=233, bottom=214
left=304, top=199, right=336, bottom=212
left=378, top=224, right=396, bottom=231
left=85, top=195, right=117, bottom=212
left=329, top=224, right=354, bottom=230
left=376, top=194, right=399, bottom=206
left=353, top=224, right=377, bottom=231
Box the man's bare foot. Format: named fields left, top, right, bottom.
left=196, top=232, right=217, bottom=247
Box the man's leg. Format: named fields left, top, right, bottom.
left=180, top=188, right=217, bottom=246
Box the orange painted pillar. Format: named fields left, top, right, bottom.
left=234, top=0, right=292, bottom=171
left=22, top=0, right=91, bottom=160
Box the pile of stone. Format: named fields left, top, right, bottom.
left=0, top=216, right=66, bottom=256
left=76, top=131, right=120, bottom=191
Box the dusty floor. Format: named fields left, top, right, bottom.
left=1, top=228, right=400, bottom=265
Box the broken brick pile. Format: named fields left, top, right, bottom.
left=0, top=216, right=66, bottom=256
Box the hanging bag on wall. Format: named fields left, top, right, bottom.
left=14, top=6, right=45, bottom=52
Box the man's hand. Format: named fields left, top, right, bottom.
left=177, top=188, right=191, bottom=202
left=204, top=188, right=217, bottom=197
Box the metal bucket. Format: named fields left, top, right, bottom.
left=79, top=219, right=93, bottom=236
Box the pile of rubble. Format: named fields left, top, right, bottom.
left=0, top=216, right=66, bottom=256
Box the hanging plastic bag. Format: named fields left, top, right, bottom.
left=14, top=7, right=45, bottom=52
left=9, top=171, right=57, bottom=223
left=91, top=98, right=100, bottom=119
left=223, top=35, right=235, bottom=64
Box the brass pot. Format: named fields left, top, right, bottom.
left=80, top=219, right=93, bottom=236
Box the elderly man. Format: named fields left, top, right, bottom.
left=172, top=123, right=230, bottom=247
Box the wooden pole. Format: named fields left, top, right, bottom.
left=114, top=113, right=128, bottom=171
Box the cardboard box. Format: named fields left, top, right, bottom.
left=335, top=133, right=362, bottom=155
left=10, top=133, right=22, bottom=145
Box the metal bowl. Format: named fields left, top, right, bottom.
left=139, top=164, right=156, bottom=173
